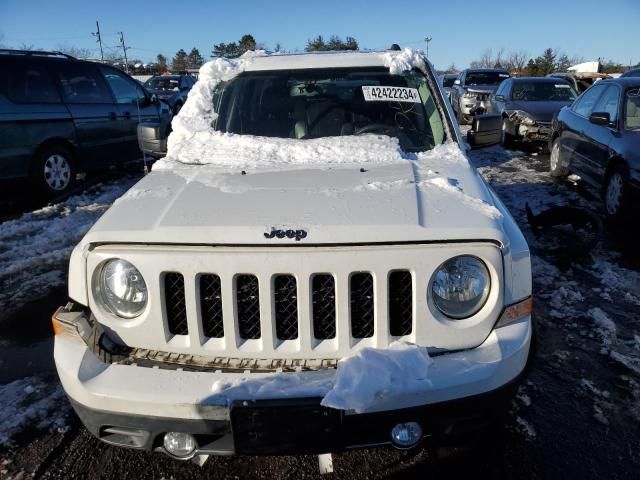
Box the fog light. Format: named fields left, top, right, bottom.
left=390, top=422, right=423, bottom=448
left=163, top=432, right=196, bottom=458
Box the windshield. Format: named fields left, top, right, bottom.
left=443, top=76, right=457, bottom=88
left=145, top=77, right=180, bottom=91
left=512, top=82, right=578, bottom=102
left=212, top=68, right=446, bottom=152
left=625, top=88, right=640, bottom=130
left=465, top=71, right=510, bottom=86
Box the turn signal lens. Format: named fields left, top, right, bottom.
left=495, top=297, right=533, bottom=329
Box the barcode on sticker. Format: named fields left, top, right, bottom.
left=362, top=86, right=421, bottom=103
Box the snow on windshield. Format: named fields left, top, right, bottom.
left=159, top=48, right=442, bottom=170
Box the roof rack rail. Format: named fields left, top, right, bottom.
left=0, top=49, right=76, bottom=59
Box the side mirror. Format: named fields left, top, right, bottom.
left=137, top=121, right=168, bottom=157
left=589, top=111, right=610, bottom=126
left=466, top=113, right=502, bottom=148
left=494, top=94, right=505, bottom=102
left=150, top=93, right=159, bottom=104
left=454, top=79, right=461, bottom=85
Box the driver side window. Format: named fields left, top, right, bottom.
left=573, top=84, right=606, bottom=117
left=100, top=67, right=146, bottom=105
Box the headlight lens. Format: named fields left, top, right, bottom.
left=463, top=90, right=477, bottom=99
left=431, top=256, right=490, bottom=319
left=97, top=259, right=148, bottom=318
left=511, top=110, right=537, bottom=125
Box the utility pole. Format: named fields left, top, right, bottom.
left=118, top=31, right=130, bottom=73
left=92, top=21, right=104, bottom=62
left=424, top=36, right=432, bottom=59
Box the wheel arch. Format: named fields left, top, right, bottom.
left=32, top=137, right=78, bottom=168
left=605, top=155, right=629, bottom=179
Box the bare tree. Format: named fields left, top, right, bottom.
left=494, top=48, right=506, bottom=68
left=508, top=50, right=528, bottom=72
left=19, top=42, right=36, bottom=51
left=55, top=43, right=93, bottom=59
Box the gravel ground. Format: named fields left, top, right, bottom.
left=1, top=143, right=639, bottom=479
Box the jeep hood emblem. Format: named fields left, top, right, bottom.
left=264, top=228, right=308, bottom=241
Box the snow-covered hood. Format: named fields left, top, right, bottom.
left=83, top=143, right=507, bottom=246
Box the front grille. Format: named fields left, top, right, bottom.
left=164, top=272, right=188, bottom=335
left=388, top=271, right=413, bottom=336
left=350, top=273, right=375, bottom=338
left=312, top=274, right=336, bottom=339
left=274, top=275, right=298, bottom=340
left=200, top=274, right=224, bottom=338
left=161, top=269, right=414, bottom=346
left=236, top=275, right=261, bottom=339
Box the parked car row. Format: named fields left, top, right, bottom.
left=0, top=49, right=194, bottom=197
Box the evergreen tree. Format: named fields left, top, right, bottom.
left=172, top=49, right=188, bottom=71
left=187, top=47, right=204, bottom=69
left=212, top=34, right=257, bottom=58
left=305, top=35, right=358, bottom=52
left=238, top=34, right=256, bottom=55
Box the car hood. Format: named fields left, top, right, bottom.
left=83, top=148, right=509, bottom=246
left=507, top=100, right=573, bottom=122
left=465, top=85, right=500, bottom=94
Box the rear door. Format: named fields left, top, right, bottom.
left=54, top=61, right=122, bottom=169
left=99, top=66, right=160, bottom=160
left=577, top=84, right=621, bottom=182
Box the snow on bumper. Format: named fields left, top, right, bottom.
left=54, top=316, right=532, bottom=420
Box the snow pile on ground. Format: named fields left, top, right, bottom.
left=588, top=307, right=617, bottom=349
left=0, top=376, right=69, bottom=446
left=209, top=342, right=433, bottom=413
left=321, top=342, right=433, bottom=413
left=0, top=179, right=136, bottom=320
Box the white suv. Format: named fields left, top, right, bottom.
left=53, top=48, right=533, bottom=460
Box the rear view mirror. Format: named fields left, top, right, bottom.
left=589, top=111, right=610, bottom=126
left=466, top=114, right=502, bottom=148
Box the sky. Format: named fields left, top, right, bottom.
left=1, top=0, right=639, bottom=70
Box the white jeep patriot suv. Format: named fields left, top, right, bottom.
left=53, top=48, right=533, bottom=460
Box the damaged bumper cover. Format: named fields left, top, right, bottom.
left=506, top=111, right=552, bottom=142
left=53, top=304, right=533, bottom=456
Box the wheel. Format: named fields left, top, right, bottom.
left=549, top=137, right=569, bottom=178
left=501, top=118, right=516, bottom=148
left=603, top=166, right=630, bottom=223
left=31, top=144, right=76, bottom=197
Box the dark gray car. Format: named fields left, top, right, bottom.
left=143, top=74, right=195, bottom=114
left=0, top=49, right=172, bottom=196
left=450, top=68, right=511, bottom=124
left=488, top=77, right=578, bottom=148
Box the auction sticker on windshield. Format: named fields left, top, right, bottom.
left=362, top=86, right=421, bottom=103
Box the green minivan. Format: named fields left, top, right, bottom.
left=0, top=50, right=172, bottom=196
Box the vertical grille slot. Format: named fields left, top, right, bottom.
left=236, top=274, right=261, bottom=339
left=312, top=274, right=336, bottom=339
left=200, top=274, right=224, bottom=338
left=274, top=275, right=298, bottom=340
left=164, top=272, right=188, bottom=335
left=350, top=273, right=374, bottom=338
left=388, top=270, right=413, bottom=336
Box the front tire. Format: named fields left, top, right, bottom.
left=31, top=145, right=76, bottom=197
left=549, top=138, right=569, bottom=178
left=603, top=166, right=630, bottom=223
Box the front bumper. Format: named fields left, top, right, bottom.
left=517, top=123, right=552, bottom=142
left=54, top=310, right=533, bottom=456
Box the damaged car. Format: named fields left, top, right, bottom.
left=450, top=68, right=511, bottom=125
left=53, top=48, right=533, bottom=464
left=549, top=78, right=640, bottom=222
left=489, top=77, right=578, bottom=148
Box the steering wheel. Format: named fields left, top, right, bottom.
left=354, top=123, right=398, bottom=136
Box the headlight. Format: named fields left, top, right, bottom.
left=463, top=91, right=477, bottom=99
left=510, top=110, right=537, bottom=125
left=431, top=256, right=490, bottom=319
left=97, top=259, right=148, bottom=318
